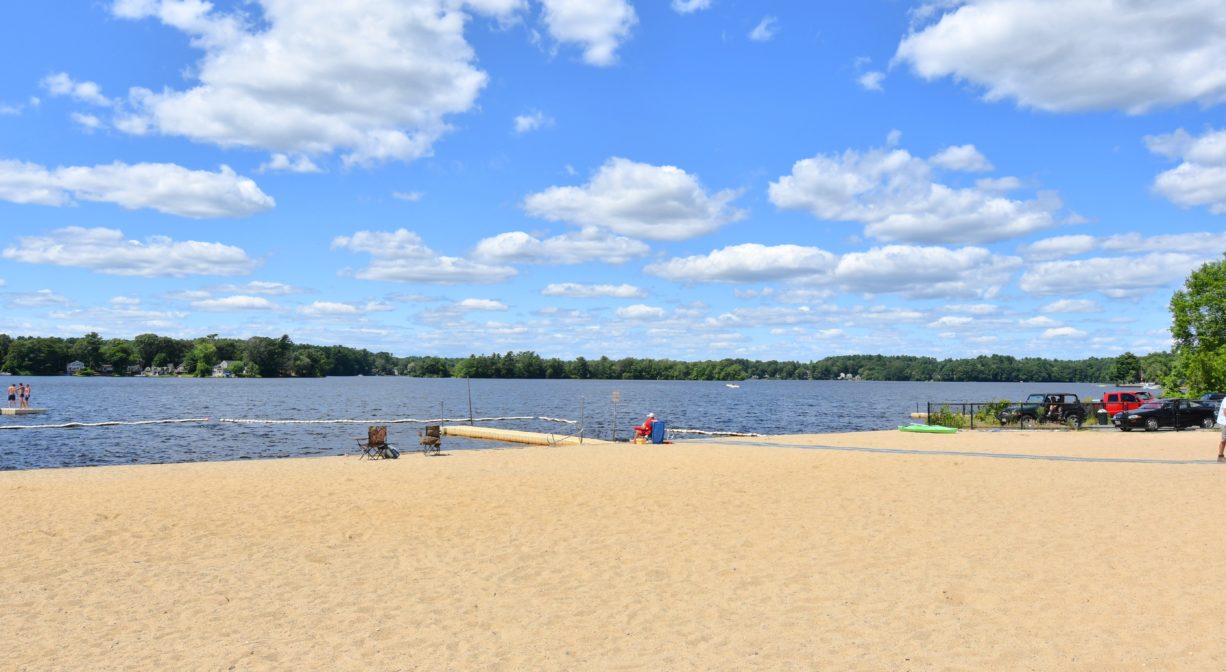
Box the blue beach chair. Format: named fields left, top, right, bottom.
left=649, top=420, right=667, bottom=444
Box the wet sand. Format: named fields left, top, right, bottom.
left=2, top=428, right=1224, bottom=670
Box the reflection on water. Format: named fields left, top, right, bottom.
left=0, top=377, right=1116, bottom=470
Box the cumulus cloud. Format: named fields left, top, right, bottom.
left=928, top=316, right=973, bottom=328
left=392, top=191, right=424, bottom=202
left=1145, top=128, right=1226, bottom=213
left=41, top=72, right=112, bottom=106
left=1019, top=252, right=1213, bottom=298
left=1043, top=299, right=1102, bottom=313
left=456, top=298, right=507, bottom=311
left=929, top=144, right=993, bottom=172
left=1042, top=326, right=1087, bottom=339
left=71, top=113, right=103, bottom=131
left=513, top=111, right=552, bottom=133
left=671, top=0, right=711, bottom=13
left=617, top=304, right=666, bottom=319
left=542, top=282, right=645, bottom=298
left=8, top=289, right=71, bottom=308
left=215, top=281, right=304, bottom=295
left=110, top=0, right=522, bottom=166
left=942, top=303, right=999, bottom=315
left=472, top=227, right=649, bottom=264
left=192, top=295, right=277, bottom=311
left=1022, top=231, right=1222, bottom=260
left=539, top=0, right=637, bottom=66
left=523, top=157, right=745, bottom=241
left=331, top=228, right=516, bottom=284
left=0, top=159, right=273, bottom=218
left=3, top=227, right=260, bottom=277
left=299, top=300, right=392, bottom=316
left=749, top=16, right=778, bottom=42
left=768, top=143, right=1058, bottom=244
left=857, top=71, right=885, bottom=92
left=645, top=243, right=837, bottom=283
left=833, top=245, right=1021, bottom=299
left=895, top=1, right=1226, bottom=114
left=258, top=153, right=321, bottom=174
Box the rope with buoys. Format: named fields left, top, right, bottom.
left=0, top=417, right=210, bottom=430
left=668, top=427, right=763, bottom=437
left=216, top=415, right=579, bottom=425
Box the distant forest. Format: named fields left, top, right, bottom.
left=0, top=332, right=1172, bottom=383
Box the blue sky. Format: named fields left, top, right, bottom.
left=2, top=0, right=1224, bottom=360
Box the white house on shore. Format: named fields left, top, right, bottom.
left=67, top=360, right=85, bottom=374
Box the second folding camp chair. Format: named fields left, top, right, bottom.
left=355, top=425, right=398, bottom=459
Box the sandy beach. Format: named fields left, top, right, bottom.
left=3, top=428, right=1225, bottom=671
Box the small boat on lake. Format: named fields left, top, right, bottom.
left=725, top=383, right=740, bottom=388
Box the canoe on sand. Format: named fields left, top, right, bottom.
left=898, top=423, right=957, bottom=434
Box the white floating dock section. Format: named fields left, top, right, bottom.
left=1, top=408, right=48, bottom=416
left=443, top=425, right=609, bottom=446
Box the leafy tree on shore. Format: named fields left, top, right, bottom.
left=1169, top=252, right=1226, bottom=394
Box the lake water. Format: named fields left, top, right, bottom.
left=0, top=377, right=1125, bottom=470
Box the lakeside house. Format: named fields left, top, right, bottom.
left=213, top=361, right=234, bottom=378
left=66, top=360, right=85, bottom=374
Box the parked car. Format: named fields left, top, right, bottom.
left=998, top=393, right=1086, bottom=429
left=1101, top=390, right=1154, bottom=416
left=1200, top=392, right=1225, bottom=412
left=1113, top=398, right=1217, bottom=432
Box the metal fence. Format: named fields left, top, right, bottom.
left=922, top=400, right=1124, bottom=430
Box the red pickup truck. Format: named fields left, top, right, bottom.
left=1101, top=390, right=1154, bottom=416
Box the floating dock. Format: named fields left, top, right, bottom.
left=1, top=408, right=48, bottom=416
left=442, top=425, right=608, bottom=447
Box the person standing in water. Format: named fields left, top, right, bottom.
left=21, top=382, right=30, bottom=409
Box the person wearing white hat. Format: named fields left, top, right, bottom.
left=634, top=412, right=656, bottom=442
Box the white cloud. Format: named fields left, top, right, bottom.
left=70, top=113, right=103, bottom=131
left=392, top=191, right=424, bottom=202
left=1043, top=299, right=1101, bottom=313
left=8, top=289, right=70, bottom=308
left=109, top=296, right=141, bottom=306
left=192, top=295, right=277, bottom=311
left=1019, top=252, right=1213, bottom=298
left=523, top=157, right=745, bottom=241
left=215, top=281, right=304, bottom=295
left=331, top=229, right=516, bottom=284
left=472, top=227, right=649, bottom=264
left=513, top=111, right=552, bottom=133
left=1019, top=315, right=1060, bottom=327
left=928, top=316, right=973, bottom=328
left=1145, top=128, right=1226, bottom=213
left=671, top=0, right=711, bottom=14
left=942, top=303, right=998, bottom=315
left=768, top=143, right=1058, bottom=244
left=456, top=298, right=507, bottom=311
left=929, top=145, right=993, bottom=172
left=1019, top=234, right=1098, bottom=260
left=111, top=0, right=518, bottom=166
left=41, top=72, right=112, bottom=106
left=617, top=304, right=666, bottom=319
left=539, top=0, right=637, bottom=66
left=833, top=245, right=1021, bottom=299
left=749, top=16, right=778, bottom=42
left=645, top=243, right=837, bottom=283
left=3, top=227, right=260, bottom=277
left=895, top=1, right=1226, bottom=114
left=258, top=153, right=321, bottom=174
left=542, top=283, right=645, bottom=298
left=1042, top=327, right=1087, bottom=339
left=0, top=159, right=274, bottom=218
left=299, top=301, right=392, bottom=316
left=857, top=71, right=885, bottom=92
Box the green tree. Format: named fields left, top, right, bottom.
left=1112, top=352, right=1141, bottom=384
left=1169, top=253, right=1226, bottom=394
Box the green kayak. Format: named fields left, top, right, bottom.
left=898, top=424, right=957, bottom=433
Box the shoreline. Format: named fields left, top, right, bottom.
left=4, top=430, right=1225, bottom=669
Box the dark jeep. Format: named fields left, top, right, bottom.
left=998, top=393, right=1086, bottom=429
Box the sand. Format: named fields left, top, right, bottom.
left=3, top=428, right=1225, bottom=671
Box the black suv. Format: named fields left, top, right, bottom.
left=998, top=393, right=1086, bottom=429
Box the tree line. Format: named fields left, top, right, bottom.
left=0, top=331, right=1174, bottom=383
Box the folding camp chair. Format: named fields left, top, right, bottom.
left=420, top=425, right=442, bottom=455
left=356, top=425, right=398, bottom=459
